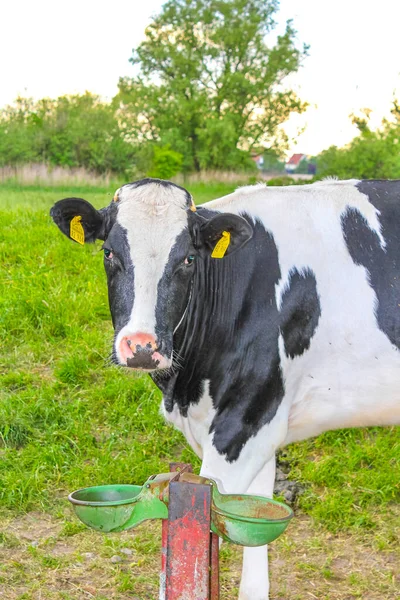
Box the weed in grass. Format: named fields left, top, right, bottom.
left=117, top=570, right=139, bottom=593
left=60, top=521, right=87, bottom=537
left=0, top=531, right=20, bottom=548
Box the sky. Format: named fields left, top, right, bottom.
left=1, top=0, right=400, bottom=156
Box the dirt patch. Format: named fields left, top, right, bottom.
left=268, top=515, right=399, bottom=599
left=5, top=511, right=62, bottom=543
left=0, top=511, right=398, bottom=599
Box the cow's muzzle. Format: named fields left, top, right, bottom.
left=118, top=332, right=170, bottom=371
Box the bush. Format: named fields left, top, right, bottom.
left=316, top=102, right=400, bottom=179
left=0, top=94, right=136, bottom=176
left=147, top=145, right=183, bottom=179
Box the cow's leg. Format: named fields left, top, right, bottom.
left=238, top=456, right=276, bottom=600
left=200, top=444, right=278, bottom=600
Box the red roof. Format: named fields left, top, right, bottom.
left=287, top=153, right=306, bottom=165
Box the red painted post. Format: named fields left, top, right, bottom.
left=160, top=464, right=193, bottom=599
left=165, top=481, right=212, bottom=600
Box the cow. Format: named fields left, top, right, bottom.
left=50, top=178, right=400, bottom=600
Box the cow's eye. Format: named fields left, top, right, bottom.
left=103, top=248, right=113, bottom=260
left=184, top=255, right=195, bottom=266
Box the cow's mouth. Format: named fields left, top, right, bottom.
left=126, top=353, right=161, bottom=370
left=124, top=349, right=171, bottom=372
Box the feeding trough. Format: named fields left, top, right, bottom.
left=69, top=465, right=293, bottom=599
left=69, top=471, right=292, bottom=545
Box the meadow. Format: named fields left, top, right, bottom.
left=0, top=181, right=399, bottom=599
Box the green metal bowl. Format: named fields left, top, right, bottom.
left=69, top=484, right=144, bottom=532
left=211, top=490, right=293, bottom=546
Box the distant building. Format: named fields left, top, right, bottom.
left=285, top=153, right=307, bottom=173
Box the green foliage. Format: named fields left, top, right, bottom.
left=317, top=102, right=400, bottom=179
left=0, top=94, right=135, bottom=175
left=147, top=145, right=183, bottom=179
left=262, top=150, right=285, bottom=173
left=294, top=157, right=309, bottom=174
left=117, top=0, right=308, bottom=172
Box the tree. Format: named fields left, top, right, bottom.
left=317, top=103, right=400, bottom=179
left=117, top=0, right=308, bottom=172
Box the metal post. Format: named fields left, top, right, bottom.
left=209, top=533, right=220, bottom=599
left=165, top=480, right=212, bottom=600
left=160, top=463, right=193, bottom=600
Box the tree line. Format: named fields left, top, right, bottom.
left=0, top=0, right=399, bottom=180
left=317, top=103, right=400, bottom=179
left=0, top=0, right=308, bottom=178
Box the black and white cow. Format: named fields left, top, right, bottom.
left=51, top=178, right=400, bottom=600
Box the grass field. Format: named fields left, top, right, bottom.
left=1, top=181, right=399, bottom=599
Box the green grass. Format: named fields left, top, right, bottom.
left=284, top=428, right=400, bottom=533
left=0, top=181, right=399, bottom=598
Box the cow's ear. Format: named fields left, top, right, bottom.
left=50, top=198, right=106, bottom=244
left=199, top=213, right=253, bottom=258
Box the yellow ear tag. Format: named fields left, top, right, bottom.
left=70, top=216, right=85, bottom=245
left=211, top=231, right=230, bottom=258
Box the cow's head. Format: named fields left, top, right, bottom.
left=50, top=179, right=253, bottom=371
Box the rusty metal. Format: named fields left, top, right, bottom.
left=169, top=462, right=193, bottom=474
left=210, top=533, right=220, bottom=599
left=161, top=464, right=194, bottom=598
left=165, top=480, right=212, bottom=600
left=161, top=519, right=168, bottom=596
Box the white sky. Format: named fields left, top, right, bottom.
left=1, top=0, right=399, bottom=156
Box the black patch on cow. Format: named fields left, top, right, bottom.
left=153, top=229, right=196, bottom=362
left=279, top=268, right=321, bottom=358
left=103, top=222, right=135, bottom=340
left=155, top=215, right=285, bottom=462
left=341, top=180, right=400, bottom=349
left=127, top=350, right=160, bottom=369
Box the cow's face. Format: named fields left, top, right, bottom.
left=51, top=179, right=252, bottom=372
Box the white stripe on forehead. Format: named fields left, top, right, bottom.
left=116, top=182, right=190, bottom=337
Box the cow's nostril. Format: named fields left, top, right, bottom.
left=119, top=333, right=164, bottom=366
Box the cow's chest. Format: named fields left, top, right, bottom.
left=161, top=380, right=215, bottom=458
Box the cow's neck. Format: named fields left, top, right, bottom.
left=151, top=217, right=289, bottom=462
